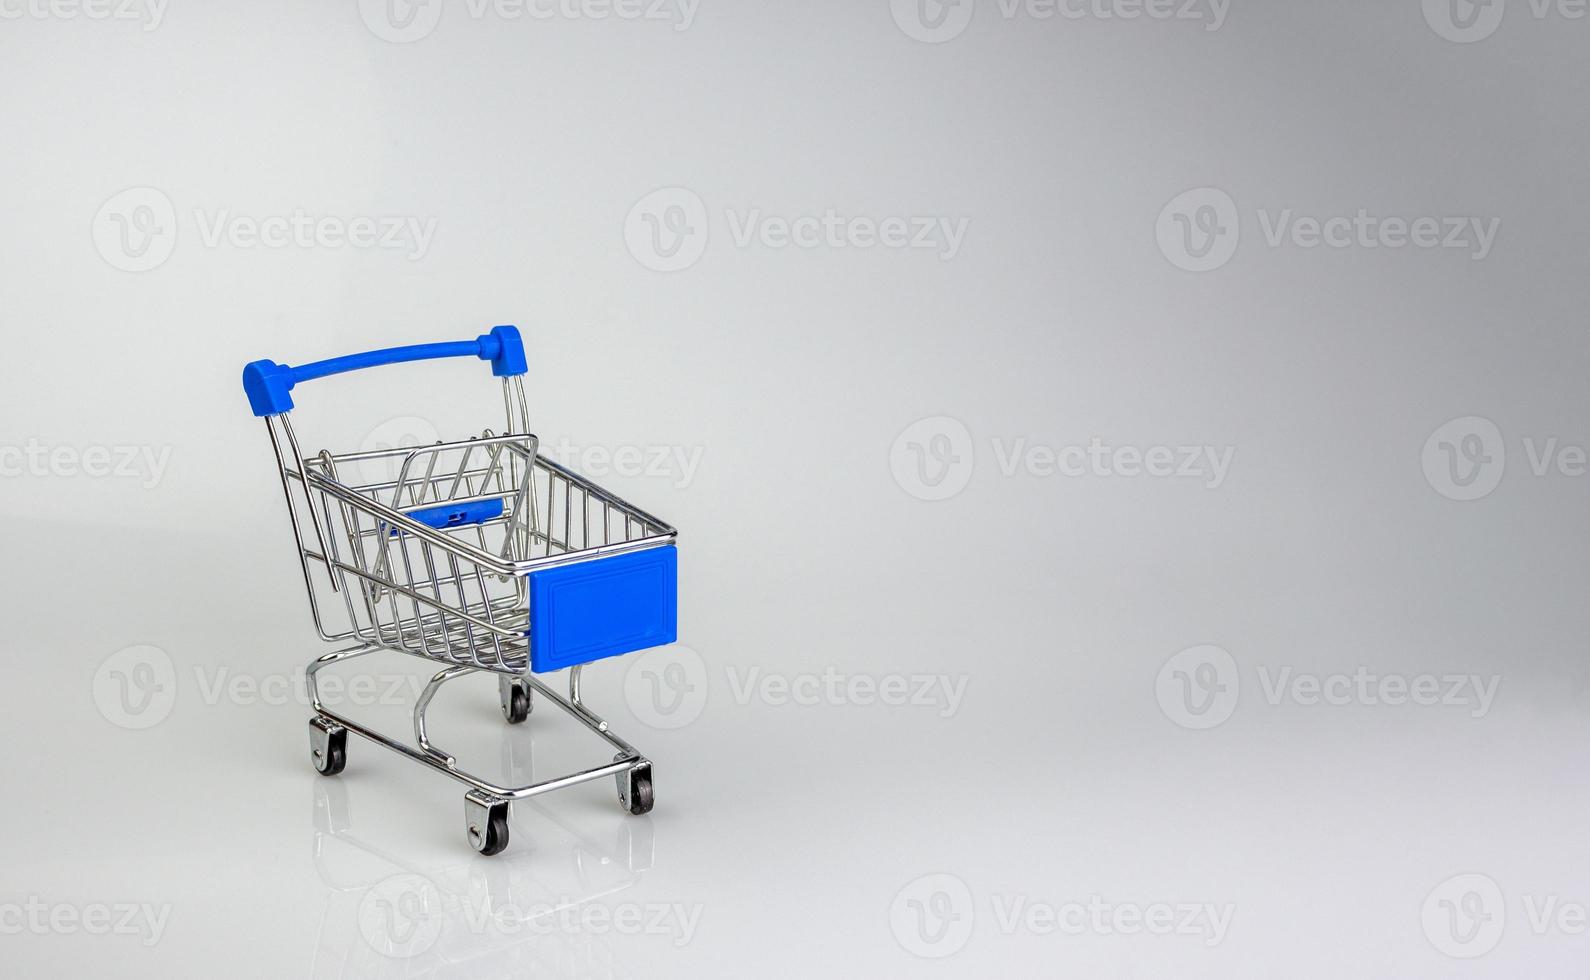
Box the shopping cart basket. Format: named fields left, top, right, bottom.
left=243, top=326, right=677, bottom=855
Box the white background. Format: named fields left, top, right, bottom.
left=2, top=0, right=1588, bottom=975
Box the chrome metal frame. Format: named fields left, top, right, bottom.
left=306, top=646, right=639, bottom=802
left=261, top=376, right=676, bottom=850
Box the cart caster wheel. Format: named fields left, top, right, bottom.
left=616, top=757, right=654, bottom=816
left=465, top=790, right=511, bottom=856
left=309, top=717, right=346, bottom=776
left=499, top=677, right=531, bottom=725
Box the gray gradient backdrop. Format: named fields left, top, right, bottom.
left=2, top=0, right=1587, bottom=976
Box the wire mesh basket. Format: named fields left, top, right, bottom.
left=243, top=326, right=676, bottom=854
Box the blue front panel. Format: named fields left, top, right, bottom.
left=528, top=546, right=677, bottom=672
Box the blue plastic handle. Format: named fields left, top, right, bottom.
left=242, top=325, right=527, bottom=416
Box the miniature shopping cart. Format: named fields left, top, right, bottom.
left=243, top=326, right=677, bottom=855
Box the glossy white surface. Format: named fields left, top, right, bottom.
left=3, top=2, right=1588, bottom=975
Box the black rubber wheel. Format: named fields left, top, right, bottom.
left=626, top=772, right=654, bottom=816
left=502, top=683, right=530, bottom=724
left=472, top=809, right=510, bottom=856
left=312, top=724, right=346, bottom=776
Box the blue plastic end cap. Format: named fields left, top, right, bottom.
left=479, top=325, right=528, bottom=377
left=243, top=359, right=296, bottom=416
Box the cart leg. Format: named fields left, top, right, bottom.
left=499, top=675, right=532, bottom=724
left=615, top=755, right=654, bottom=816
left=309, top=716, right=347, bottom=776
left=464, top=789, right=512, bottom=856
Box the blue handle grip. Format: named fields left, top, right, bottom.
left=242, top=325, right=527, bottom=416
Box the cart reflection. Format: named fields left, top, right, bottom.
left=308, top=736, right=656, bottom=979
